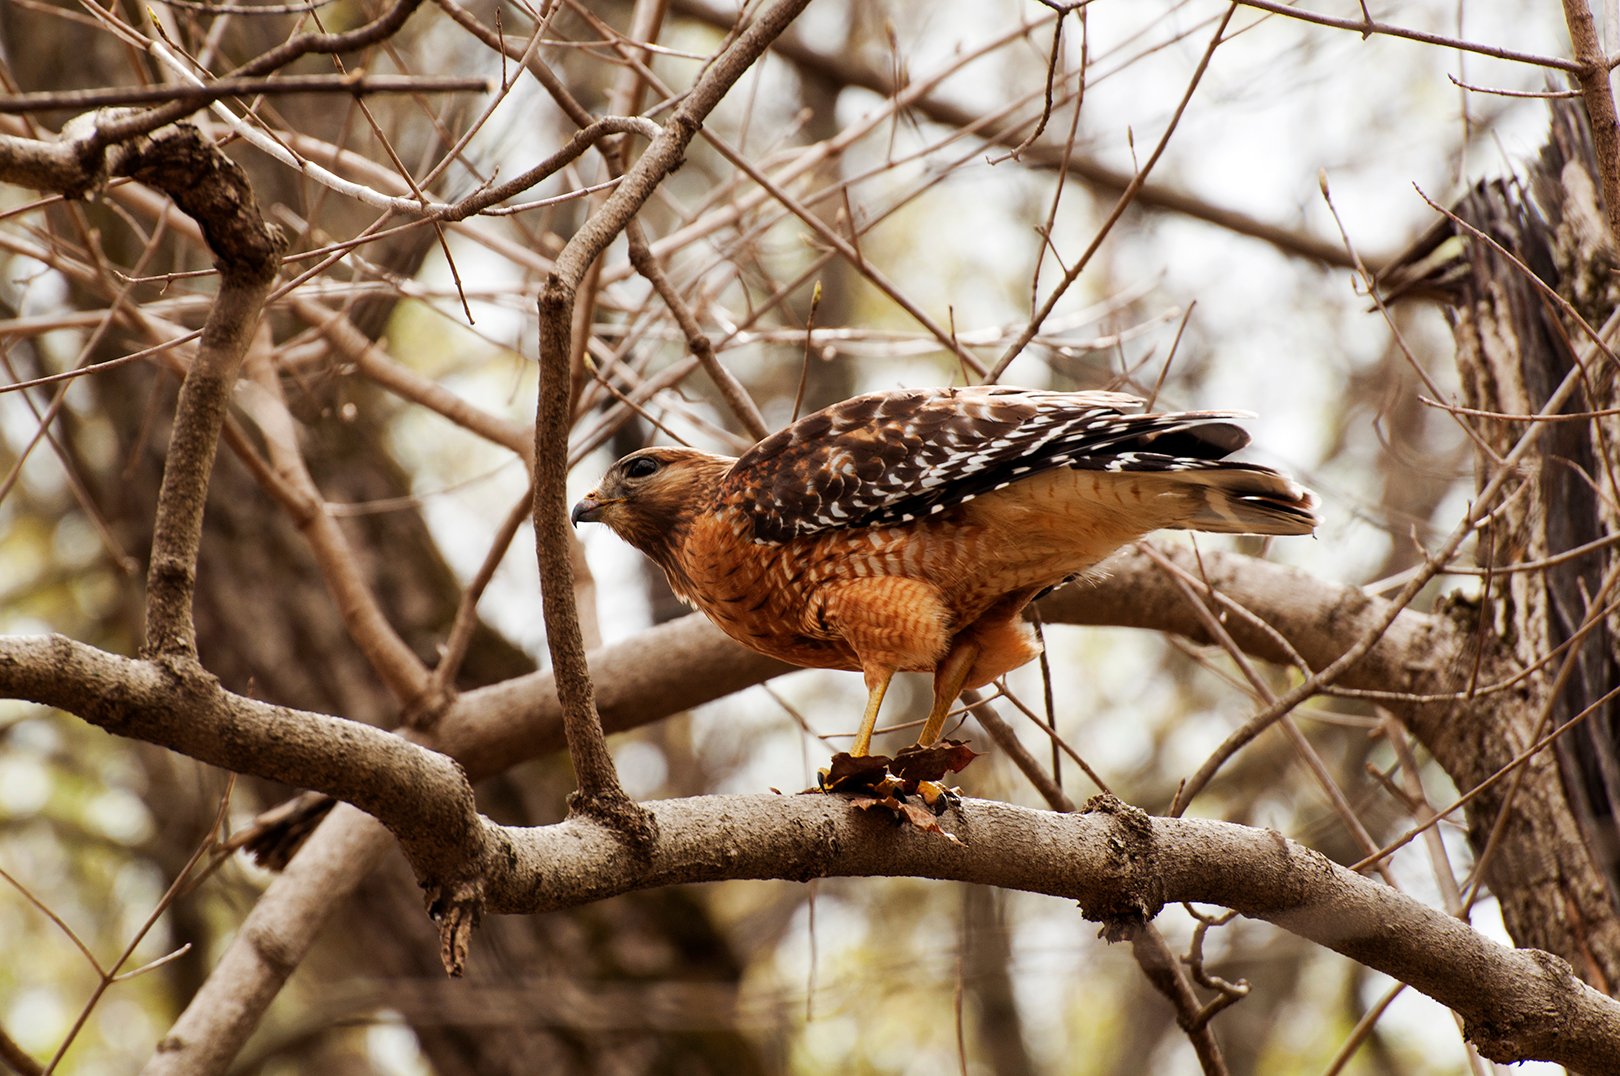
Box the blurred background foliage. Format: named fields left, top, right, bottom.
left=0, top=0, right=1584, bottom=1071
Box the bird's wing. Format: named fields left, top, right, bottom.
left=720, top=385, right=1267, bottom=543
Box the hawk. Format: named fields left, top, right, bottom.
left=572, top=386, right=1316, bottom=757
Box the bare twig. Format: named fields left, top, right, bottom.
left=1181, top=907, right=1249, bottom=1031
left=44, top=779, right=233, bottom=1072
left=624, top=219, right=769, bottom=440
left=1126, top=921, right=1231, bottom=1075
left=152, top=0, right=338, bottom=12
left=1447, top=74, right=1580, bottom=100
left=423, top=485, right=536, bottom=708
left=0, top=73, right=489, bottom=113
left=289, top=297, right=529, bottom=455
left=991, top=676, right=1115, bottom=795
left=987, top=5, right=1235, bottom=381
left=671, top=0, right=1366, bottom=269
left=986, top=14, right=1065, bottom=165
left=1230, top=0, right=1581, bottom=72
left=95, top=0, right=431, bottom=144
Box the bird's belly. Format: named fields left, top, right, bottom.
left=676, top=537, right=862, bottom=671
left=672, top=516, right=1076, bottom=671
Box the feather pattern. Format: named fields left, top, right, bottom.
left=721, top=386, right=1307, bottom=543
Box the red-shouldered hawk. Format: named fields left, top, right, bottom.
left=572, top=386, right=1316, bottom=757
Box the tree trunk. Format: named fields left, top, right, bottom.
left=1403, top=101, right=1620, bottom=991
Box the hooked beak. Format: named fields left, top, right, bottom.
left=570, top=494, right=604, bottom=528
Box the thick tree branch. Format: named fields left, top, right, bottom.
left=116, top=126, right=282, bottom=658
left=1041, top=544, right=1462, bottom=729
left=476, top=794, right=1618, bottom=1070
left=140, top=613, right=790, bottom=1074
left=0, top=535, right=1559, bottom=1068
left=5, top=543, right=1441, bottom=809
left=422, top=544, right=1452, bottom=781
left=0, top=635, right=504, bottom=912
left=4, top=531, right=1461, bottom=1049
left=0, top=121, right=285, bottom=656
left=0, top=126, right=107, bottom=200
left=4, top=624, right=1612, bottom=1067
left=2, top=542, right=1429, bottom=886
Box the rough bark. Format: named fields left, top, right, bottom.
left=1401, top=101, right=1620, bottom=990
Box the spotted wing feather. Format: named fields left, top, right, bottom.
left=721, top=386, right=1280, bottom=543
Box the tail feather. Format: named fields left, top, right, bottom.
left=1162, top=466, right=1319, bottom=536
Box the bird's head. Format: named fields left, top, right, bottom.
left=571, top=447, right=734, bottom=561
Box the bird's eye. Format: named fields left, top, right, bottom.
left=625, top=457, right=661, bottom=480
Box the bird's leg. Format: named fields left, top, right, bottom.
left=919, top=640, right=980, bottom=746
left=813, top=577, right=950, bottom=756
left=850, top=664, right=896, bottom=757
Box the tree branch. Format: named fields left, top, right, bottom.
left=0, top=635, right=503, bottom=920
left=0, top=541, right=1432, bottom=905
left=239, top=348, right=435, bottom=705
left=479, top=794, right=1617, bottom=1071
left=0, top=120, right=285, bottom=657
left=962, top=688, right=1232, bottom=1072
left=4, top=623, right=1613, bottom=1068
left=1230, top=0, right=1581, bottom=72
left=1560, top=0, right=1620, bottom=241
left=1126, top=923, right=1230, bottom=1076
left=624, top=218, right=770, bottom=441
left=531, top=0, right=813, bottom=823
left=113, top=126, right=283, bottom=658
left=413, top=544, right=1453, bottom=786
left=0, top=74, right=490, bottom=114
left=93, top=0, right=429, bottom=144
left=142, top=806, right=391, bottom=1076
left=1040, top=544, right=1459, bottom=715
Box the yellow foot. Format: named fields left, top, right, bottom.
left=913, top=779, right=961, bottom=816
